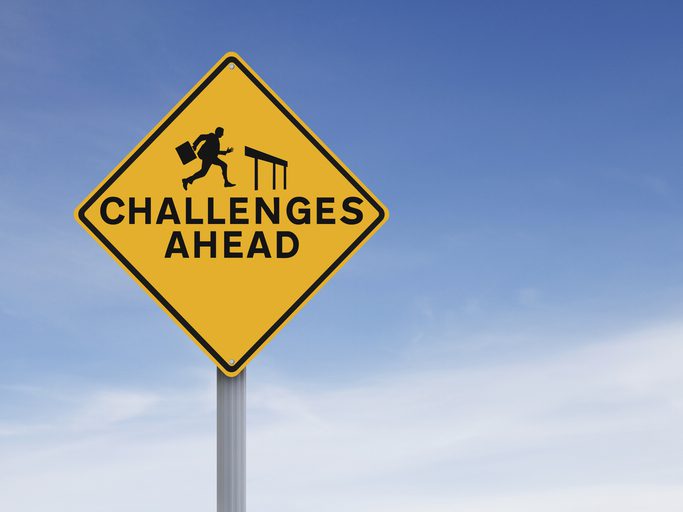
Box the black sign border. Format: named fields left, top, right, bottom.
left=78, top=54, right=386, bottom=375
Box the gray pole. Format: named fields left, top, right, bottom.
left=217, top=367, right=246, bottom=512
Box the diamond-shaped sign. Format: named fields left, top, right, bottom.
left=75, top=53, right=388, bottom=376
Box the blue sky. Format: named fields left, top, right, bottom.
left=2, top=1, right=683, bottom=510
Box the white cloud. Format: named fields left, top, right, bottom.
left=1, top=321, right=683, bottom=511
left=65, top=390, right=161, bottom=431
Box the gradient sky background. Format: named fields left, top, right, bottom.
left=2, top=1, right=683, bottom=510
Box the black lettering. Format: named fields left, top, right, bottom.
left=129, top=197, right=151, bottom=224
left=255, top=197, right=280, bottom=224
left=341, top=197, right=364, bottom=225
left=207, top=197, right=226, bottom=224
left=185, top=197, right=203, bottom=224
left=165, top=231, right=189, bottom=258
left=224, top=231, right=243, bottom=258
left=230, top=197, right=248, bottom=224
left=247, top=231, right=271, bottom=258
left=156, top=197, right=180, bottom=224
left=316, top=197, right=335, bottom=224
left=277, top=231, right=299, bottom=258
left=101, top=196, right=124, bottom=224
left=287, top=197, right=311, bottom=225
left=194, top=231, right=216, bottom=258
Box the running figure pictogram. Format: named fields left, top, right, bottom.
left=182, top=127, right=234, bottom=190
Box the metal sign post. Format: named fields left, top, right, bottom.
left=217, top=369, right=246, bottom=512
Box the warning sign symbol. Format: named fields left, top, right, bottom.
left=75, top=53, right=388, bottom=376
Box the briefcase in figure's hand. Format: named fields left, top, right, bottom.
left=175, top=141, right=197, bottom=165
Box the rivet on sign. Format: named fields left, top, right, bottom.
left=228, top=63, right=235, bottom=70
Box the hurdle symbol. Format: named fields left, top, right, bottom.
left=244, top=146, right=288, bottom=191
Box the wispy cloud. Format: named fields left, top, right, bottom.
left=1, top=321, right=683, bottom=511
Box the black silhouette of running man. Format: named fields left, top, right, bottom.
left=182, top=127, right=234, bottom=190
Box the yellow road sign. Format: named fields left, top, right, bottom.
left=75, top=53, right=388, bottom=376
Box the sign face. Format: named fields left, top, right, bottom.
left=75, top=53, right=388, bottom=376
